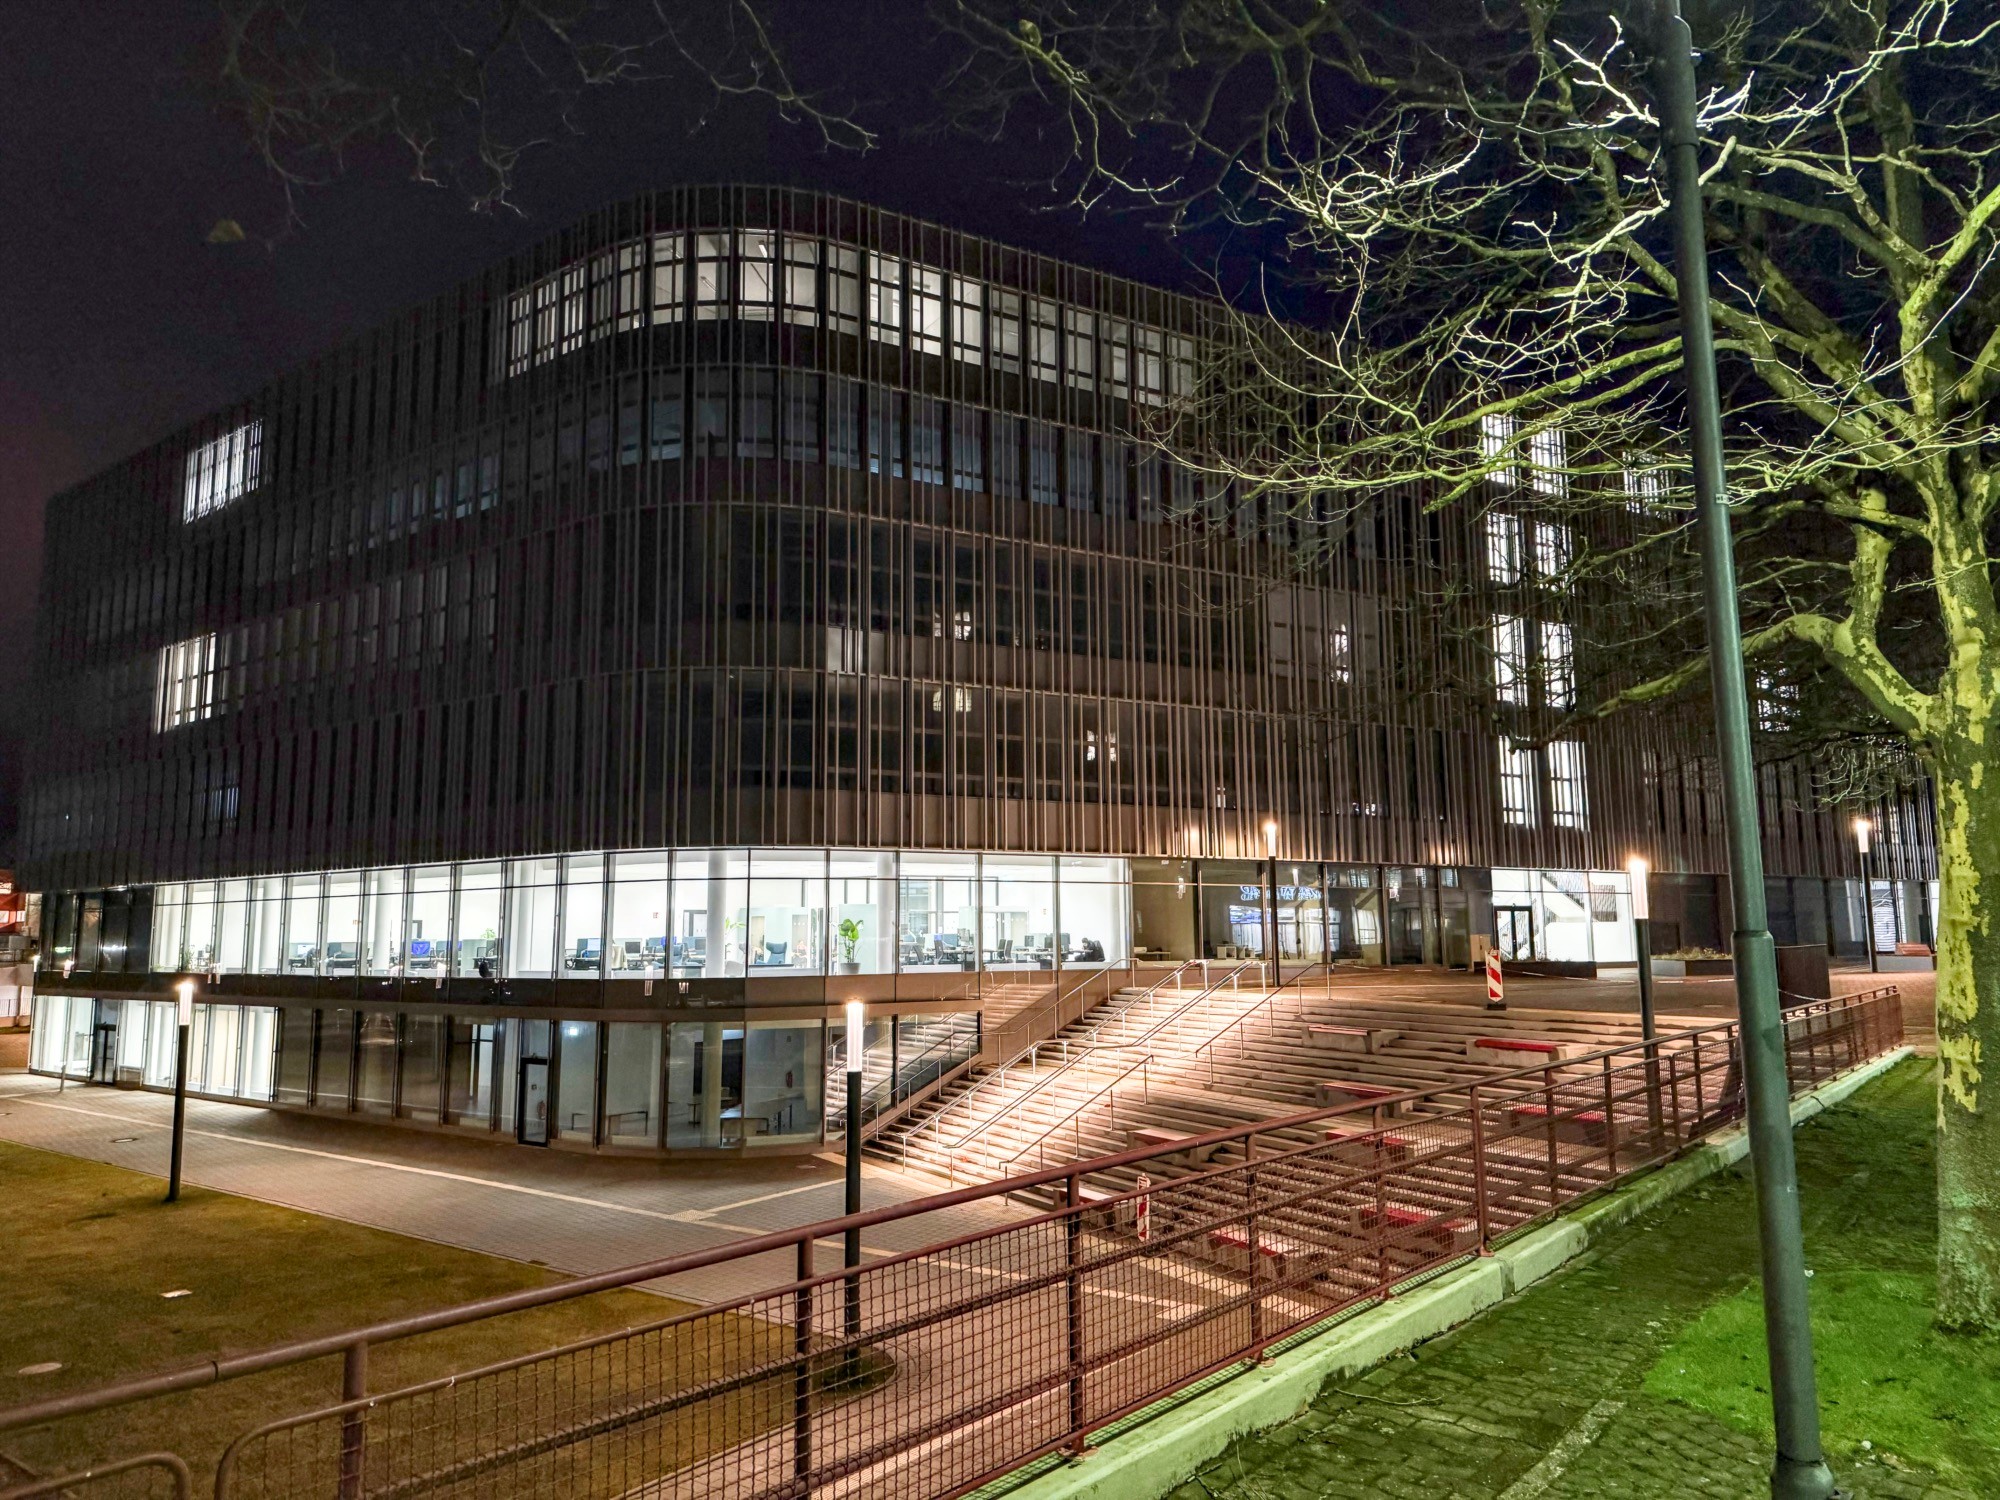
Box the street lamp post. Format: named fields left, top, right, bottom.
left=843, top=999, right=866, bottom=1350
left=1853, top=817, right=1879, bottom=974
left=167, top=978, right=195, bottom=1204
left=1628, top=855, right=1664, bottom=1140
left=1262, top=820, right=1281, bottom=989
left=1645, top=4, right=1838, bottom=1495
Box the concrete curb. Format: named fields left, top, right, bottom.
left=996, top=1046, right=1915, bottom=1500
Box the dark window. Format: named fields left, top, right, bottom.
left=910, top=396, right=944, bottom=485
left=829, top=377, right=861, bottom=468
left=737, top=369, right=775, bottom=459
left=951, top=407, right=984, bottom=491
left=869, top=389, right=904, bottom=478
left=1029, top=422, right=1058, bottom=505
left=782, top=372, right=821, bottom=462
left=991, top=413, right=1021, bottom=500
left=693, top=370, right=729, bottom=458
left=649, top=374, right=684, bottom=460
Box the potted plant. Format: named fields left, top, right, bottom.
left=835, top=918, right=863, bottom=974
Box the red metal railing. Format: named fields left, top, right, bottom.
left=0, top=987, right=1904, bottom=1500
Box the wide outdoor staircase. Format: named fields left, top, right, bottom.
left=826, top=1012, right=982, bottom=1139
left=877, top=961, right=1656, bottom=1191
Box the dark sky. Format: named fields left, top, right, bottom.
left=0, top=1, right=1230, bottom=859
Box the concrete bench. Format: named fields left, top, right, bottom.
left=1128, top=1126, right=1223, bottom=1167
left=1206, top=1226, right=1323, bottom=1280
left=1506, top=1101, right=1618, bottom=1147
left=1322, top=1128, right=1415, bottom=1162
left=1304, top=1024, right=1400, bottom=1055
left=1317, top=1080, right=1403, bottom=1116
left=1073, top=1183, right=1130, bottom=1232
left=1356, top=1204, right=1481, bottom=1254
left=1468, top=1035, right=1571, bottom=1067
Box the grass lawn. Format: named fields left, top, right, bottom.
left=1648, top=1057, right=2000, bottom=1488
left=0, top=1140, right=836, bottom=1493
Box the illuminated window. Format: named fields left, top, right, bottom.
left=1168, top=335, right=1197, bottom=400
left=1548, top=739, right=1589, bottom=829
left=156, top=634, right=221, bottom=730
left=1528, top=423, right=1568, bottom=496
left=1102, top=319, right=1131, bottom=398
left=739, top=231, right=776, bottom=319
left=1028, top=299, right=1059, bottom=382
left=650, top=234, right=685, bottom=323
left=1533, top=520, right=1573, bottom=582
left=1622, top=452, right=1666, bottom=509
left=1484, top=511, right=1522, bottom=585
left=1135, top=328, right=1165, bottom=404
left=183, top=422, right=262, bottom=521
left=1065, top=309, right=1096, bottom=391
left=912, top=266, right=944, bottom=355
left=827, top=245, right=861, bottom=333
left=1498, top=737, right=1536, bottom=826
left=1755, top=670, right=1799, bottom=732
left=781, top=237, right=818, bottom=326
left=1490, top=614, right=1528, bottom=704
left=1541, top=621, right=1574, bottom=709
left=1479, top=411, right=1519, bottom=488
left=695, top=233, right=732, bottom=319
left=951, top=277, right=984, bottom=363
left=869, top=253, right=904, bottom=344
left=992, top=290, right=1023, bottom=373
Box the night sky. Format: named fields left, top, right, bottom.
left=0, top=1, right=1238, bottom=858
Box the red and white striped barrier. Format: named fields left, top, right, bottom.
left=1485, top=950, right=1506, bottom=1010
left=1135, top=1174, right=1152, bottom=1241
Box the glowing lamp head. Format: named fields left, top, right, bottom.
left=1625, top=856, right=1650, bottom=921
left=1852, top=816, right=1873, bottom=855
left=845, top=1000, right=866, bottom=1053
left=176, top=978, right=197, bottom=1027
left=1261, top=819, right=1279, bottom=857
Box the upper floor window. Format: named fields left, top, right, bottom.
left=1528, top=423, right=1568, bottom=497
left=828, top=246, right=861, bottom=333
left=782, top=237, right=819, bottom=326
left=651, top=235, right=685, bottom=323
left=156, top=633, right=221, bottom=730
left=1065, top=309, right=1096, bottom=392
left=1532, top=520, right=1573, bottom=582
left=1498, top=736, right=1536, bottom=826
left=1135, top=329, right=1165, bottom=404
left=1168, top=336, right=1197, bottom=400
left=1484, top=511, right=1523, bottom=585
left=1541, top=621, right=1575, bottom=709
left=1490, top=614, right=1528, bottom=704
left=1755, top=670, right=1799, bottom=733
left=912, top=267, right=945, bottom=355
left=1479, top=411, right=1519, bottom=488
left=695, top=232, right=733, bottom=319
left=183, top=421, right=262, bottom=521
left=1548, top=739, right=1589, bottom=829
left=1622, top=452, right=1667, bottom=510
left=1029, top=299, right=1060, bottom=382
left=992, top=290, right=1023, bottom=373
left=870, top=253, right=904, bottom=344
left=739, top=231, right=776, bottom=320
left=952, top=278, right=984, bottom=364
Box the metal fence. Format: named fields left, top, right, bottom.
left=0, top=987, right=1904, bottom=1500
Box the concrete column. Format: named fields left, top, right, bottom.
left=705, top=850, right=729, bottom=978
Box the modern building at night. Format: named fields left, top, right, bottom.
left=20, top=185, right=1937, bottom=1154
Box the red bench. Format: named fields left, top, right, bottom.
left=1468, top=1036, right=1570, bottom=1064
left=1356, top=1204, right=1480, bottom=1253
left=1317, top=1080, right=1402, bottom=1115
left=1506, top=1101, right=1617, bottom=1146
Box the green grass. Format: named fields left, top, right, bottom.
left=1647, top=1058, right=2000, bottom=1486
left=0, top=1141, right=819, bottom=1492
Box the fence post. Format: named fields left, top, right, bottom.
left=337, top=1340, right=368, bottom=1500
left=1541, top=1066, right=1560, bottom=1208
left=1246, top=1135, right=1264, bottom=1350
left=1065, top=1172, right=1088, bottom=1453
left=1469, top=1083, right=1491, bottom=1251
left=1666, top=1048, right=1685, bottom=1145
left=794, top=1237, right=815, bottom=1483
left=1601, top=1054, right=1618, bottom=1174
left=1692, top=1030, right=1707, bottom=1128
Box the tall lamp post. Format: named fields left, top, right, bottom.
left=1853, top=817, right=1879, bottom=974
left=1643, top=4, right=1837, bottom=1495
left=1627, top=856, right=1656, bottom=1043
left=843, top=999, right=866, bottom=1348
left=1262, top=820, right=1281, bottom=988
left=166, top=978, right=195, bottom=1204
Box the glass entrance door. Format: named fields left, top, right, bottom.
left=1495, top=906, right=1536, bottom=961
left=518, top=1056, right=551, bottom=1145
left=90, top=1007, right=119, bottom=1085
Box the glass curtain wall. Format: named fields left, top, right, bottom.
left=901, top=853, right=978, bottom=970
left=455, top=863, right=504, bottom=977
left=980, top=855, right=1053, bottom=970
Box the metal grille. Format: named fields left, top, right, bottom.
left=6, top=989, right=1904, bottom=1500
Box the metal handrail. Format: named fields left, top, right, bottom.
left=1189, top=959, right=1335, bottom=1069
left=0, top=987, right=1901, bottom=1461
left=902, top=960, right=1208, bottom=1150
left=923, top=960, right=1256, bottom=1161
left=983, top=962, right=1123, bottom=1058
left=996, top=1052, right=1152, bottom=1176
left=830, top=1017, right=981, bottom=1130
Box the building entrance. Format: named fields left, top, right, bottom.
left=518, top=1056, right=551, bottom=1145
left=1495, top=906, right=1536, bottom=962
left=90, top=1010, right=119, bottom=1085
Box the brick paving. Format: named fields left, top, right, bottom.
left=1161, top=1063, right=1973, bottom=1500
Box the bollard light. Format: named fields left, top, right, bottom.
left=846, top=999, right=866, bottom=1058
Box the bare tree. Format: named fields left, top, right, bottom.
left=213, top=0, right=874, bottom=228
left=944, top=0, right=2000, bottom=1329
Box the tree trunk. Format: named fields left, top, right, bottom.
left=1934, top=748, right=2000, bottom=1331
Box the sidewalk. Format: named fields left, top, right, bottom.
left=0, top=1074, right=1022, bottom=1305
